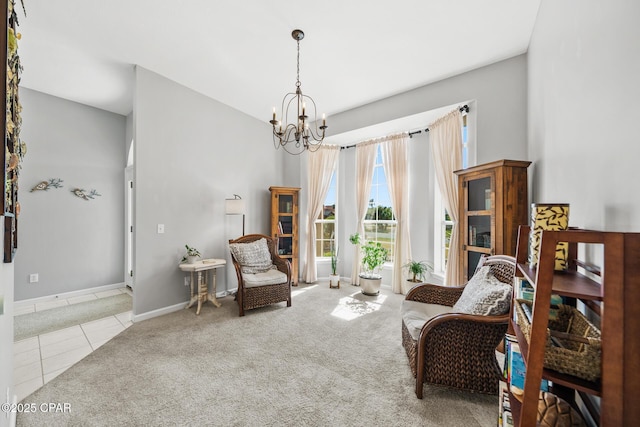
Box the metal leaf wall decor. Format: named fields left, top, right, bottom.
left=30, top=178, right=63, bottom=192
left=71, top=188, right=101, bottom=201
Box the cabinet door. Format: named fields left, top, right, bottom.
left=462, top=173, right=494, bottom=280
left=271, top=191, right=297, bottom=253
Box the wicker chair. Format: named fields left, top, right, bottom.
left=229, top=234, right=292, bottom=317
left=401, top=255, right=516, bottom=398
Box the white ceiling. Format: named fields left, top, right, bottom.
left=17, top=0, right=541, bottom=127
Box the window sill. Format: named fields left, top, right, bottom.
left=430, top=271, right=445, bottom=284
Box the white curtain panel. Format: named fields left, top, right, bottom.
left=303, top=145, right=340, bottom=283
left=380, top=133, right=412, bottom=293
left=351, top=140, right=378, bottom=285
left=429, top=109, right=463, bottom=286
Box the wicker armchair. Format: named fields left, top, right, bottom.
left=229, top=234, right=292, bottom=317
left=401, top=255, right=516, bottom=398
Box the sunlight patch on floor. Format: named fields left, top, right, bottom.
left=292, top=284, right=318, bottom=297
left=331, top=292, right=387, bottom=321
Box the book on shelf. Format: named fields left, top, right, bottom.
left=507, top=334, right=549, bottom=401
left=278, top=221, right=283, bottom=235
left=498, top=380, right=512, bottom=426
left=514, top=277, right=563, bottom=320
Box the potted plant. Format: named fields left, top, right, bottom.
left=329, top=244, right=340, bottom=289
left=349, top=232, right=360, bottom=246
left=359, top=241, right=389, bottom=296
left=348, top=232, right=361, bottom=287
left=182, top=245, right=201, bottom=264
left=402, top=259, right=433, bottom=290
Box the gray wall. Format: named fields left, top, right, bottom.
left=133, top=67, right=285, bottom=316
left=528, top=0, right=640, bottom=232
left=14, top=88, right=126, bottom=301
left=303, top=55, right=528, bottom=284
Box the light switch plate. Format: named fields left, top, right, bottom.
left=157, top=224, right=165, bottom=234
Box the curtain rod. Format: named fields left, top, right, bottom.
left=408, top=104, right=469, bottom=138
left=340, top=104, right=469, bottom=149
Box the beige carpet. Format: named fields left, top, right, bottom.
left=17, top=283, right=497, bottom=426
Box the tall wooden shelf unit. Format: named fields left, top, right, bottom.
left=455, top=159, right=531, bottom=283
left=269, top=186, right=300, bottom=286
left=508, top=225, right=640, bottom=426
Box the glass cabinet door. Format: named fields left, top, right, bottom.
left=278, top=195, right=294, bottom=214
left=464, top=174, right=494, bottom=279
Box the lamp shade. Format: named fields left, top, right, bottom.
left=225, top=198, right=245, bottom=215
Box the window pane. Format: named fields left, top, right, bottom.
left=323, top=204, right=335, bottom=220
left=321, top=240, right=332, bottom=257
left=444, top=224, right=453, bottom=267
left=323, top=222, right=335, bottom=240
left=362, top=145, right=397, bottom=263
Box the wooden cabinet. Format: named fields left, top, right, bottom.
left=269, top=186, right=300, bottom=286
left=455, top=159, right=530, bottom=283
left=507, top=226, right=640, bottom=426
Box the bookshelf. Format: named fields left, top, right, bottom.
left=505, top=226, right=640, bottom=426
left=455, top=160, right=531, bottom=283
left=269, top=186, right=300, bottom=286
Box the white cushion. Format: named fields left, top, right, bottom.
left=229, top=238, right=274, bottom=274
left=401, top=300, right=454, bottom=341
left=452, top=266, right=512, bottom=316
left=242, top=269, right=288, bottom=288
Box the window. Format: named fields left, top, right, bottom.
left=364, top=145, right=396, bottom=262
left=433, top=112, right=470, bottom=275
left=433, top=186, right=453, bottom=275
left=315, top=171, right=337, bottom=257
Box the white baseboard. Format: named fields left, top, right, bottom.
left=14, top=282, right=126, bottom=307
left=132, top=289, right=236, bottom=323
left=132, top=302, right=186, bottom=323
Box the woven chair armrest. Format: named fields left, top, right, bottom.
left=405, top=282, right=465, bottom=307
left=272, top=255, right=292, bottom=280
left=422, top=312, right=510, bottom=335
left=418, top=312, right=510, bottom=353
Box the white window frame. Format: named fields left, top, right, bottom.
left=433, top=186, right=453, bottom=277
left=315, top=170, right=338, bottom=259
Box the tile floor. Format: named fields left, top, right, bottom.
left=13, top=287, right=133, bottom=402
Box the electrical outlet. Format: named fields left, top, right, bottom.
left=184, top=276, right=190, bottom=287
left=29, top=273, right=39, bottom=283
left=157, top=224, right=165, bottom=234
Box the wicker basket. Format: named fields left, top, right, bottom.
left=515, top=300, right=601, bottom=382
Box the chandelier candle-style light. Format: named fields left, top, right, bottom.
left=270, top=29, right=327, bottom=155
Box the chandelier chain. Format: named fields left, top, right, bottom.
left=296, top=39, right=301, bottom=88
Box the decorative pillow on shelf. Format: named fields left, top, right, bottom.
left=229, top=238, right=274, bottom=274
left=452, top=266, right=512, bottom=316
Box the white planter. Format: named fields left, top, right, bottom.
left=329, top=274, right=340, bottom=289
left=187, top=255, right=199, bottom=264
left=359, top=275, right=382, bottom=296
left=405, top=279, right=421, bottom=292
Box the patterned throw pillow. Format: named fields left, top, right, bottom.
left=452, top=266, right=512, bottom=316
left=229, top=238, right=274, bottom=274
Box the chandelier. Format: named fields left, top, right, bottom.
left=270, top=29, right=327, bottom=155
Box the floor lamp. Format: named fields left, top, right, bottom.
left=225, top=194, right=246, bottom=236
